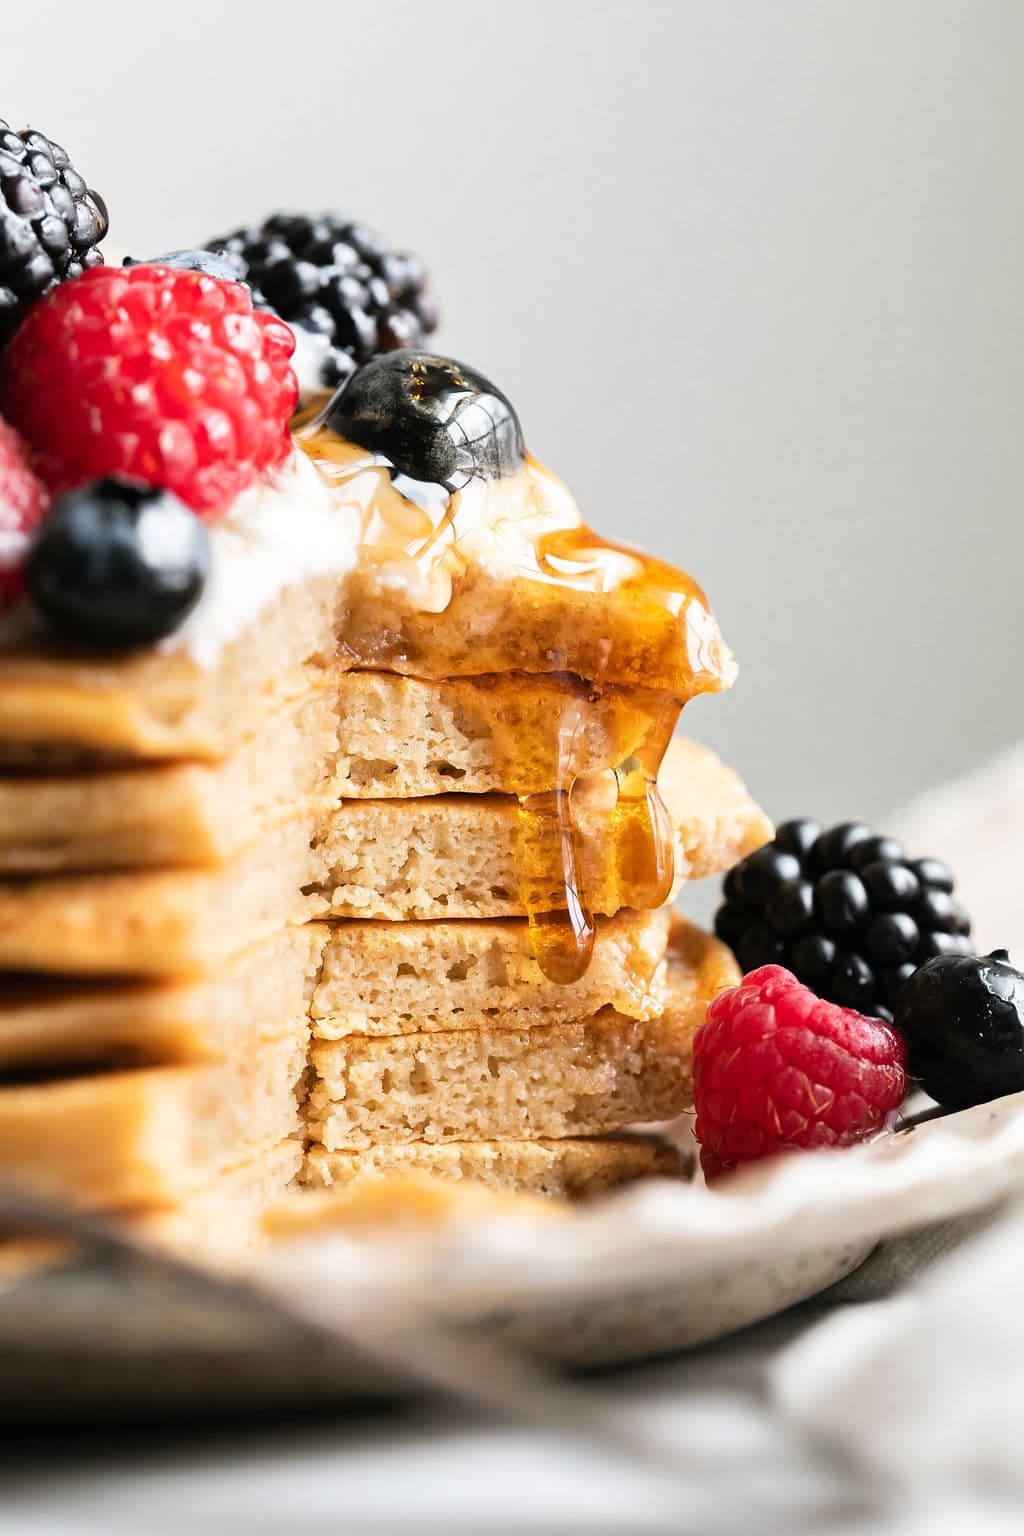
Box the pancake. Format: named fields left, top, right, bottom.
left=0, top=1026, right=308, bottom=1208
left=303, top=1135, right=686, bottom=1203
left=307, top=923, right=737, bottom=1146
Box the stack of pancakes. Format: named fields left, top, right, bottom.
left=0, top=437, right=768, bottom=1258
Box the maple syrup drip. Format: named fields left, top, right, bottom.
left=513, top=685, right=596, bottom=985
left=496, top=677, right=682, bottom=986
left=294, top=412, right=735, bottom=983
left=610, top=692, right=683, bottom=912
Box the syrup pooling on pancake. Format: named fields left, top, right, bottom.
left=296, top=351, right=735, bottom=982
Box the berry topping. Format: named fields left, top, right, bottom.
left=0, top=265, right=297, bottom=515
left=123, top=248, right=247, bottom=285
left=894, top=950, right=1024, bottom=1109
left=324, top=351, right=525, bottom=491
left=0, top=416, right=48, bottom=608
left=206, top=213, right=439, bottom=391
left=26, top=479, right=209, bottom=647
left=716, top=820, right=972, bottom=1021
left=693, top=965, right=908, bottom=1181
left=0, top=119, right=107, bottom=347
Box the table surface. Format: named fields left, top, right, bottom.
left=1, top=1302, right=1021, bottom=1536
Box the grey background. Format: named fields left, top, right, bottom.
left=5, top=0, right=1021, bottom=836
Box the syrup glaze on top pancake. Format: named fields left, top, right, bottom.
left=295, top=354, right=735, bottom=982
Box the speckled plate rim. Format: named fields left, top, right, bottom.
left=257, top=1093, right=1024, bottom=1361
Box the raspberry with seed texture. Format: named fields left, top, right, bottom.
left=0, top=416, right=48, bottom=608
left=693, top=964, right=908, bottom=1181
left=0, top=265, right=297, bottom=516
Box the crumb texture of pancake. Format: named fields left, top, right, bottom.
left=307, top=925, right=738, bottom=1147
left=303, top=1136, right=685, bottom=1204
left=0, top=404, right=762, bottom=1252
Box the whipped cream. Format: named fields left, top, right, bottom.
left=288, top=326, right=334, bottom=402
left=165, top=447, right=360, bottom=669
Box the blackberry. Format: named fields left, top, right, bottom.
left=715, top=818, right=972, bottom=1021
left=204, top=213, right=438, bottom=391
left=0, top=120, right=108, bottom=347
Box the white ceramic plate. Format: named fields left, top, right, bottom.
left=3, top=1094, right=1024, bottom=1421
left=259, top=1093, right=1024, bottom=1370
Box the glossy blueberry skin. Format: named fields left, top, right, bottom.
left=124, top=248, right=246, bottom=284
left=323, top=350, right=525, bottom=490
left=26, top=480, right=209, bottom=647
left=895, top=950, right=1024, bottom=1108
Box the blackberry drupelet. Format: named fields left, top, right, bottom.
left=205, top=213, right=438, bottom=390
left=715, top=818, right=972, bottom=1021
left=0, top=120, right=108, bottom=346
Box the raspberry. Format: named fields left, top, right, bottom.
left=0, top=265, right=298, bottom=516
left=692, top=965, right=908, bottom=1182
left=0, top=416, right=48, bottom=609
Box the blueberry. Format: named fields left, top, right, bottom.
left=847, top=836, right=905, bottom=872
left=26, top=480, right=208, bottom=647
left=766, top=879, right=815, bottom=937
left=812, top=822, right=874, bottom=872
left=909, top=857, right=955, bottom=893
left=736, top=847, right=802, bottom=905
left=790, top=933, right=838, bottom=988
left=722, top=865, right=744, bottom=901
left=124, top=248, right=246, bottom=284
left=323, top=351, right=525, bottom=490
left=772, top=818, right=822, bottom=861
left=815, top=870, right=870, bottom=935
left=831, top=952, right=877, bottom=1011
left=894, top=949, right=1024, bottom=1108
left=864, top=912, right=919, bottom=966
left=860, top=860, right=921, bottom=910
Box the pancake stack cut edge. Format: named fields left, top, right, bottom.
left=0, top=409, right=771, bottom=1264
